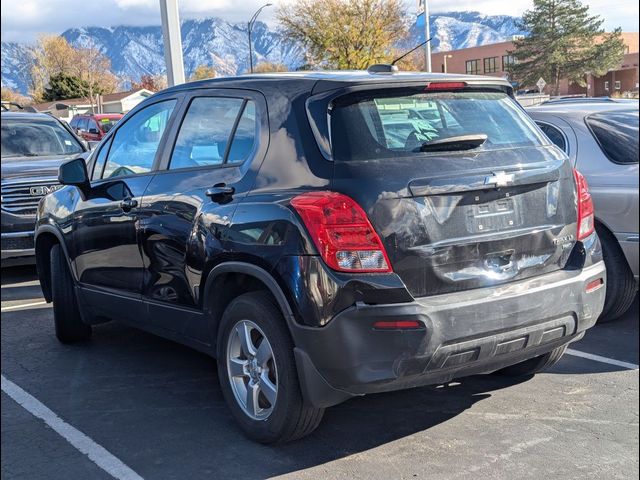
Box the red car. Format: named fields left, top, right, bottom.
left=70, top=114, right=122, bottom=142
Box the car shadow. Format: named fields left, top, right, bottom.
left=1, top=317, right=531, bottom=480
left=1, top=265, right=39, bottom=285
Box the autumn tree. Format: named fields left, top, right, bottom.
left=29, top=35, right=78, bottom=101
left=189, top=65, right=217, bottom=81
left=252, top=62, right=289, bottom=73
left=509, top=0, right=626, bottom=95
left=277, top=0, right=409, bottom=70
left=1, top=87, right=31, bottom=105
left=73, top=44, right=119, bottom=110
left=131, top=74, right=168, bottom=92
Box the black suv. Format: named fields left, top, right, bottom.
left=35, top=71, right=606, bottom=443
left=2, top=111, right=88, bottom=264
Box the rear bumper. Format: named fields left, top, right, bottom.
left=292, top=261, right=607, bottom=408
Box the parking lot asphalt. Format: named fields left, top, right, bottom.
left=1, top=265, right=638, bottom=480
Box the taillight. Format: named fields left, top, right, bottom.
left=574, top=169, right=595, bottom=240
left=290, top=191, right=392, bottom=273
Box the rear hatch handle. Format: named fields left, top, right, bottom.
left=408, top=163, right=562, bottom=197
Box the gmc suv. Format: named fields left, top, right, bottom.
left=35, top=71, right=606, bottom=443
left=2, top=111, right=88, bottom=264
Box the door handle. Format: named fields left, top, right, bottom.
left=205, top=184, right=235, bottom=202
left=120, top=197, right=138, bottom=211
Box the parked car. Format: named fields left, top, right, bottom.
left=1, top=111, right=88, bottom=265
left=527, top=102, right=639, bottom=321
left=70, top=113, right=122, bottom=142
left=35, top=70, right=606, bottom=443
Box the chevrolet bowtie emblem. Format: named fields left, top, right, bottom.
left=485, top=171, right=515, bottom=187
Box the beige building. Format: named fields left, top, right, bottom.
left=431, top=33, right=639, bottom=96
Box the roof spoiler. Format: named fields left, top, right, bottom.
left=367, top=64, right=399, bottom=74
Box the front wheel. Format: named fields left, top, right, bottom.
left=50, top=244, right=91, bottom=343
left=217, top=291, right=324, bottom=444
left=494, top=345, right=567, bottom=376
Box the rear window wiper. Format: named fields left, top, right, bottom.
left=419, top=134, right=488, bottom=152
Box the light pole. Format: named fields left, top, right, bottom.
left=421, top=0, right=432, bottom=72
left=159, top=0, right=185, bottom=86
left=443, top=54, right=453, bottom=73
left=248, top=3, right=272, bottom=74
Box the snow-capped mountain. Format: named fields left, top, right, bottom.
left=1, top=11, right=525, bottom=95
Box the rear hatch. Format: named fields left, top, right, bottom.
left=325, top=85, right=579, bottom=297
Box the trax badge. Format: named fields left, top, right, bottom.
left=485, top=171, right=515, bottom=187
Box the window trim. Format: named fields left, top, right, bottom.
left=534, top=120, right=569, bottom=155
left=154, top=88, right=268, bottom=175
left=483, top=56, right=499, bottom=74
left=89, top=95, right=183, bottom=184
left=465, top=59, right=481, bottom=75
left=502, top=55, right=515, bottom=71
left=584, top=111, right=640, bottom=166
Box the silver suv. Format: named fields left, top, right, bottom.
left=527, top=102, right=639, bottom=321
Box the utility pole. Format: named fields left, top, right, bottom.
left=422, top=0, right=432, bottom=72
left=248, top=3, right=272, bottom=74
left=159, top=0, right=185, bottom=86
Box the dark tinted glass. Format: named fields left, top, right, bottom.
left=331, top=90, right=546, bottom=162
left=537, top=122, right=567, bottom=152
left=586, top=110, right=639, bottom=164
left=227, top=101, right=257, bottom=164
left=91, top=137, right=113, bottom=180
left=170, top=97, right=244, bottom=170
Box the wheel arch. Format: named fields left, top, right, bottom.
left=202, top=261, right=296, bottom=351
left=34, top=226, right=71, bottom=302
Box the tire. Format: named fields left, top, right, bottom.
left=597, top=225, right=638, bottom=323
left=217, top=291, right=324, bottom=444
left=50, top=244, right=91, bottom=343
left=495, top=345, right=567, bottom=377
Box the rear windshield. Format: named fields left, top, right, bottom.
left=98, top=117, right=119, bottom=133
left=1, top=118, right=84, bottom=158
left=585, top=110, right=639, bottom=164
left=331, top=90, right=548, bottom=161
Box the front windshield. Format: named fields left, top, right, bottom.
left=1, top=117, right=84, bottom=158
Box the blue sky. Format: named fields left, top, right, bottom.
left=1, top=0, right=638, bottom=43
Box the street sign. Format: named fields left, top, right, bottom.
left=536, top=77, right=547, bottom=92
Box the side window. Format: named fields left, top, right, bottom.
left=88, top=119, right=99, bottom=133
left=102, top=100, right=176, bottom=179
left=169, top=97, right=252, bottom=170
left=586, top=111, right=639, bottom=164
left=536, top=122, right=567, bottom=153
left=91, top=137, right=113, bottom=180
left=228, top=101, right=257, bottom=163
left=70, top=117, right=78, bottom=129
left=79, top=118, right=89, bottom=131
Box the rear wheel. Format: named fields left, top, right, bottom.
left=495, top=345, right=567, bottom=376
left=217, top=291, right=324, bottom=444
left=50, top=244, right=91, bottom=343
left=597, top=225, right=637, bottom=323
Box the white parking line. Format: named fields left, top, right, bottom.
left=566, top=349, right=639, bottom=370
left=1, top=375, right=144, bottom=480
left=1, top=300, right=49, bottom=312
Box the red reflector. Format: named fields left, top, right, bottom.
left=425, top=82, right=467, bottom=91
left=574, top=169, right=595, bottom=240
left=585, top=278, right=604, bottom=293
left=373, top=320, right=422, bottom=330
left=290, top=191, right=392, bottom=273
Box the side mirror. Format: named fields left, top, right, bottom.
left=88, top=128, right=99, bottom=134
left=58, top=158, right=90, bottom=197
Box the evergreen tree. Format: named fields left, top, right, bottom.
left=508, top=0, right=625, bottom=95
left=42, top=74, right=89, bottom=101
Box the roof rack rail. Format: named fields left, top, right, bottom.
left=367, top=64, right=399, bottom=74
left=1, top=101, right=24, bottom=112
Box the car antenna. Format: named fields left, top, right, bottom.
left=391, top=37, right=433, bottom=66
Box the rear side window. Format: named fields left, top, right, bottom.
left=331, top=90, right=547, bottom=162
left=585, top=110, right=639, bottom=164
left=536, top=122, right=567, bottom=153
left=169, top=97, right=256, bottom=170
